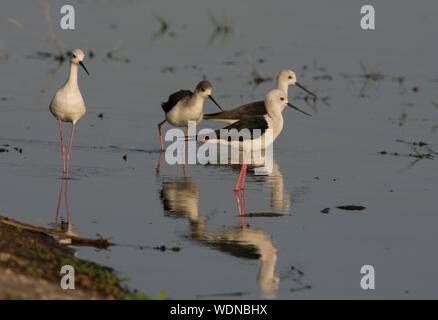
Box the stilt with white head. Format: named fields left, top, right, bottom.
left=49, top=49, right=89, bottom=179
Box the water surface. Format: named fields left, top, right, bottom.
left=0, top=0, right=437, bottom=299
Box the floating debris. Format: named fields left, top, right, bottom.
left=360, top=61, right=385, bottom=81
left=337, top=205, right=366, bottom=211
left=207, top=11, right=234, bottom=45
left=208, top=11, right=233, bottom=34
left=399, top=109, right=407, bottom=127
left=152, top=12, right=169, bottom=39
left=161, top=66, right=175, bottom=73
left=155, top=245, right=166, bottom=251
left=290, top=285, right=312, bottom=293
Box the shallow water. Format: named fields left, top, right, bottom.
left=1, top=0, right=438, bottom=299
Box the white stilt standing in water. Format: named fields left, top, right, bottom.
left=49, top=49, right=90, bottom=179
left=200, top=89, right=309, bottom=191
left=204, top=69, right=315, bottom=124
left=158, top=80, right=223, bottom=151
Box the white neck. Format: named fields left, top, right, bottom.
left=276, top=78, right=289, bottom=96
left=189, top=92, right=205, bottom=109
left=266, top=102, right=283, bottom=119
left=67, top=62, right=79, bottom=86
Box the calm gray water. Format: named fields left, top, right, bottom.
left=1, top=0, right=437, bottom=299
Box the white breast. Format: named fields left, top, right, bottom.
left=166, top=98, right=204, bottom=127
left=49, top=85, right=86, bottom=123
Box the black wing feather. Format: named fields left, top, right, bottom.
left=204, top=100, right=266, bottom=120
left=161, top=90, right=193, bottom=113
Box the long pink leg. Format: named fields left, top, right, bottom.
left=234, top=165, right=245, bottom=191
left=183, top=163, right=187, bottom=178
left=234, top=190, right=246, bottom=229
left=158, top=120, right=166, bottom=151
left=65, top=122, right=76, bottom=180
left=234, top=151, right=249, bottom=191
left=58, top=120, right=66, bottom=175
left=156, top=150, right=164, bottom=174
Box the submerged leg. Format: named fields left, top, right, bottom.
left=55, top=178, right=65, bottom=225
left=234, top=190, right=246, bottom=229
left=234, top=190, right=242, bottom=215
left=156, top=151, right=164, bottom=174
left=158, top=120, right=166, bottom=151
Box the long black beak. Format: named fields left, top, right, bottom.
left=79, top=61, right=90, bottom=75
left=296, top=81, right=315, bottom=97
left=287, top=102, right=312, bottom=117
left=208, top=95, right=223, bottom=111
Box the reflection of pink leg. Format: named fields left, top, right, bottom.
left=65, top=122, right=76, bottom=180
left=55, top=178, right=65, bottom=225
left=64, top=178, right=70, bottom=224
left=235, top=190, right=246, bottom=229
left=58, top=120, right=66, bottom=175
left=234, top=191, right=242, bottom=215
left=240, top=190, right=246, bottom=228
left=158, top=120, right=166, bottom=151
left=240, top=189, right=245, bottom=214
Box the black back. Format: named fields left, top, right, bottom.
left=203, top=116, right=269, bottom=141
left=204, top=100, right=266, bottom=120
left=161, top=90, right=193, bottom=113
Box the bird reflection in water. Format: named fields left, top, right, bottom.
left=159, top=176, right=280, bottom=298
left=208, top=152, right=292, bottom=214
left=53, top=178, right=78, bottom=241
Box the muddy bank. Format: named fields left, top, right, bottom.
left=0, top=216, right=134, bottom=300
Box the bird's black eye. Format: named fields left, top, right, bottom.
left=72, top=54, right=76, bottom=58
left=201, top=88, right=205, bottom=92
left=280, top=97, right=284, bottom=101
left=288, top=76, right=292, bottom=79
